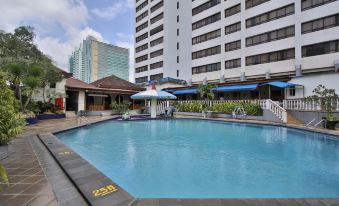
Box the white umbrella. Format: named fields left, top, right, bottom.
left=131, top=85, right=176, bottom=118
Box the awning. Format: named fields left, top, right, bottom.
left=260, top=81, right=301, bottom=88
left=214, top=84, right=258, bottom=92
left=173, top=88, right=198, bottom=95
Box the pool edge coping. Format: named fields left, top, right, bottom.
left=40, top=117, right=339, bottom=206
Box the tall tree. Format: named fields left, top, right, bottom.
left=198, top=83, right=215, bottom=100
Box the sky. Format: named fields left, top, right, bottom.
left=0, top=0, right=135, bottom=81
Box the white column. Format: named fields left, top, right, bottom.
left=151, top=98, right=157, bottom=118
left=78, top=91, right=85, bottom=112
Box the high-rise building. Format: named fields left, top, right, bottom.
left=70, top=36, right=129, bottom=83
left=133, top=0, right=339, bottom=86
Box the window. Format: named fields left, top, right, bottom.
left=50, top=83, right=56, bottom=88
left=151, top=1, right=163, bottom=13
left=135, top=76, right=148, bottom=83
left=192, top=12, right=221, bottom=30
left=225, top=40, right=241, bottom=52
left=225, top=22, right=241, bottom=35
left=177, top=29, right=179, bottom=36
left=225, top=58, right=241, bottom=69
left=135, top=54, right=148, bottom=63
left=302, top=13, right=339, bottom=34
left=246, top=48, right=295, bottom=66
left=150, top=49, right=163, bottom=58
left=136, top=11, right=148, bottom=22
left=192, top=0, right=221, bottom=16
left=150, top=36, right=163, bottom=47
left=301, top=0, right=337, bottom=11
left=136, top=21, right=148, bottom=32
left=289, top=87, right=296, bottom=96
left=192, top=45, right=221, bottom=59
left=225, top=4, right=241, bottom=18
left=192, top=29, right=221, bottom=45
left=136, top=0, right=148, bottom=12
left=246, top=0, right=270, bottom=9
left=150, top=73, right=163, bottom=81
left=246, top=25, right=295, bottom=47
left=302, top=39, right=339, bottom=57
left=151, top=13, right=163, bottom=24
left=177, top=42, right=179, bottom=49
left=150, top=61, right=163, bottom=70
left=192, top=62, right=221, bottom=74
left=150, top=25, right=163, bottom=36
left=136, top=32, right=148, bottom=43
left=136, top=43, right=148, bottom=53
left=246, top=4, right=294, bottom=28
left=177, top=70, right=179, bottom=77
left=177, top=2, right=179, bottom=9
left=177, top=56, right=179, bottom=63
left=177, top=15, right=179, bottom=22
left=135, top=65, right=148, bottom=73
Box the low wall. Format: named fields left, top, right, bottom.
left=174, top=109, right=283, bottom=123
left=289, top=110, right=339, bottom=128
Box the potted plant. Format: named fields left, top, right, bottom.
left=308, top=85, right=339, bottom=130
left=198, top=83, right=215, bottom=117
left=24, top=111, right=38, bottom=124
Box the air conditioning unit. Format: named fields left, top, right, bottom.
left=334, top=60, right=339, bottom=72
left=220, top=75, right=225, bottom=83
left=295, top=64, right=302, bottom=77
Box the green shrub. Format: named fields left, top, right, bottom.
left=0, top=72, right=25, bottom=145
left=175, top=101, right=263, bottom=116
left=111, top=102, right=130, bottom=114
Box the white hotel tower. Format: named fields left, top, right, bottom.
left=134, top=0, right=339, bottom=97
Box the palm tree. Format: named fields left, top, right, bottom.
left=198, top=83, right=215, bottom=100
left=7, top=63, right=26, bottom=111
left=22, top=65, right=43, bottom=112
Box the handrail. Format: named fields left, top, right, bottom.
left=305, top=119, right=316, bottom=127
left=265, top=99, right=287, bottom=123
left=313, top=119, right=324, bottom=127
left=283, top=98, right=339, bottom=111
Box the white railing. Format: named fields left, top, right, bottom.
left=173, top=99, right=267, bottom=108
left=283, top=98, right=339, bottom=111
left=156, top=100, right=169, bottom=114
left=265, top=99, right=287, bottom=123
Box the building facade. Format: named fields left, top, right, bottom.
left=70, top=36, right=129, bottom=83
left=134, top=0, right=339, bottom=95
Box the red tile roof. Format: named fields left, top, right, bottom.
left=65, top=76, right=144, bottom=93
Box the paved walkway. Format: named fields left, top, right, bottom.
left=0, top=116, right=113, bottom=206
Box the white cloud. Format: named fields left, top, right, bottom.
left=91, top=0, right=134, bottom=20
left=0, top=0, right=106, bottom=71
left=114, top=33, right=135, bottom=82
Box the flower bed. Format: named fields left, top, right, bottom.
left=36, top=113, right=66, bottom=120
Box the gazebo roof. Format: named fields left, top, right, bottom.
left=91, top=75, right=144, bottom=92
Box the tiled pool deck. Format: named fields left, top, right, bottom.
left=1, top=116, right=339, bottom=206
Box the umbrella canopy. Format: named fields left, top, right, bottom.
left=131, top=90, right=177, bottom=100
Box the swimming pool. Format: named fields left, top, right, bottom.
left=56, top=119, right=339, bottom=198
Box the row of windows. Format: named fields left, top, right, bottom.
left=225, top=40, right=241, bottom=52
left=151, top=12, right=163, bottom=24
left=150, top=49, right=163, bottom=58
left=151, top=0, right=163, bottom=13
left=302, top=39, right=339, bottom=57
left=192, top=45, right=221, bottom=59
left=150, top=36, right=163, bottom=47
left=192, top=12, right=220, bottom=30
left=135, top=76, right=148, bottom=83
left=225, top=4, right=241, bottom=18
left=246, top=26, right=294, bottom=47
left=302, top=13, right=339, bottom=34
left=136, top=11, right=148, bottom=23
left=135, top=54, right=148, bottom=63
left=245, top=0, right=270, bottom=9
left=136, top=21, right=148, bottom=32
left=150, top=61, right=163, bottom=69
left=135, top=65, right=148, bottom=73
left=135, top=43, right=148, bottom=53
left=192, top=62, right=221, bottom=74
left=150, top=73, right=163, bottom=81
left=225, top=58, right=241, bottom=69
left=246, top=48, right=295, bottom=66
left=136, top=0, right=148, bottom=13
left=150, top=24, right=163, bottom=36
left=246, top=4, right=294, bottom=28
left=225, top=22, right=241, bottom=35
left=192, top=29, right=220, bottom=45
left=192, top=0, right=220, bottom=16
left=301, top=0, right=337, bottom=11
left=136, top=32, right=148, bottom=43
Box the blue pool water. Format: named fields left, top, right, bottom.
left=56, top=119, right=339, bottom=198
